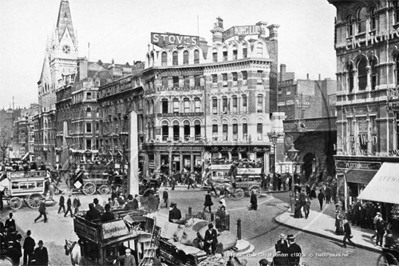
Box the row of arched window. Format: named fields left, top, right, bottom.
left=345, top=55, right=377, bottom=92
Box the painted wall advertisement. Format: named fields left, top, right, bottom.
left=151, top=32, right=199, bottom=48
left=102, top=220, right=129, bottom=240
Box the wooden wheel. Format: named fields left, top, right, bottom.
left=377, top=252, right=398, bottom=266
left=8, top=197, right=23, bottom=210
left=82, top=182, right=96, bottom=195
left=26, top=193, right=44, bottom=209
left=98, top=184, right=110, bottom=195
left=233, top=188, right=245, bottom=200
left=249, top=185, right=262, bottom=198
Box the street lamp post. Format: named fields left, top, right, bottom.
left=287, top=144, right=299, bottom=213
left=268, top=132, right=282, bottom=174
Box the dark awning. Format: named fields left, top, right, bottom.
left=358, top=163, right=399, bottom=204
left=345, top=169, right=377, bottom=184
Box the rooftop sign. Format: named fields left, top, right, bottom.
left=223, top=25, right=261, bottom=40
left=151, top=32, right=199, bottom=48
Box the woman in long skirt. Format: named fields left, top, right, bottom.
left=203, top=190, right=213, bottom=212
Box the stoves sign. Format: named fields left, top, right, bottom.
left=151, top=32, right=199, bottom=48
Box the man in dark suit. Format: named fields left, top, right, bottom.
left=34, top=200, right=48, bottom=223
left=317, top=189, right=324, bottom=210
left=249, top=190, right=258, bottom=211
left=5, top=213, right=16, bottom=232
left=58, top=195, right=65, bottom=214
left=275, top=233, right=289, bottom=253
left=204, top=223, right=218, bottom=255
left=343, top=219, right=354, bottom=248
left=23, top=230, right=36, bottom=265
left=101, top=204, right=115, bottom=223
left=13, top=234, right=23, bottom=265
left=64, top=195, right=73, bottom=217
left=85, top=203, right=101, bottom=222
left=168, top=203, right=182, bottom=223
left=34, top=240, right=49, bottom=266
left=287, top=234, right=302, bottom=266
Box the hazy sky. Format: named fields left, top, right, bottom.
left=0, top=0, right=337, bottom=109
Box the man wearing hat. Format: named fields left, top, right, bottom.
left=372, top=212, right=382, bottom=241
left=168, top=202, right=182, bottom=223
left=275, top=233, right=289, bottom=253
left=34, top=240, right=49, bottom=266
left=287, top=234, right=302, bottom=265
left=113, top=248, right=137, bottom=266
left=259, top=258, right=270, bottom=265
left=23, top=230, right=36, bottom=265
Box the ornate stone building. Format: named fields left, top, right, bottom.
left=329, top=0, right=399, bottom=208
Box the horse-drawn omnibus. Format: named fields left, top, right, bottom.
left=69, top=210, right=157, bottom=266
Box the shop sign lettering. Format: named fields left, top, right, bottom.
left=102, top=220, right=129, bottom=240
left=336, top=161, right=381, bottom=170
left=237, top=168, right=262, bottom=175
left=346, top=28, right=399, bottom=50
left=151, top=32, right=198, bottom=47
left=223, top=25, right=260, bottom=40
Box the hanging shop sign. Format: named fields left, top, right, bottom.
left=151, top=32, right=199, bottom=48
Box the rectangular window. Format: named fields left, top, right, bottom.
left=222, top=98, right=228, bottom=113
left=242, top=96, right=248, bottom=112
left=86, top=139, right=92, bottom=150
left=257, top=95, right=263, bottom=113
left=222, top=73, right=228, bottom=87
left=194, top=76, right=201, bottom=87
left=243, top=48, right=247, bottom=58
left=257, top=123, right=263, bottom=141
left=212, top=98, right=218, bottom=114
left=286, top=87, right=291, bottom=95
left=223, top=51, right=228, bottom=61
left=232, top=97, right=237, bottom=113
left=257, top=71, right=263, bottom=84
left=213, top=52, right=217, bottom=63
left=87, top=92, right=92, bottom=100
left=212, top=75, right=218, bottom=87
left=162, top=77, right=168, bottom=88
left=195, top=100, right=200, bottom=112
left=86, top=123, right=92, bottom=133
left=173, top=77, right=179, bottom=87
left=184, top=100, right=190, bottom=113
left=242, top=71, right=248, bottom=85
left=184, top=76, right=190, bottom=88
left=232, top=72, right=238, bottom=86
left=233, top=50, right=237, bottom=60
left=173, top=101, right=179, bottom=114
left=222, top=124, right=228, bottom=141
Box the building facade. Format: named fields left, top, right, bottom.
left=35, top=0, right=78, bottom=167
left=278, top=64, right=337, bottom=179
left=140, top=18, right=285, bottom=176
left=329, top=0, right=399, bottom=209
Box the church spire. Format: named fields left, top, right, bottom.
left=56, top=0, right=76, bottom=44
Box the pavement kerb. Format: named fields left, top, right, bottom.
left=274, top=211, right=381, bottom=254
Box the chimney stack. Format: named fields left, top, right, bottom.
left=280, top=64, right=286, bottom=82
left=319, top=74, right=321, bottom=80
left=307, top=73, right=309, bottom=80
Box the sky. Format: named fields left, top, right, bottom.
left=0, top=0, right=337, bottom=109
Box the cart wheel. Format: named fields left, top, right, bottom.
left=4, top=188, right=11, bottom=197
left=82, top=182, right=96, bottom=195
left=8, top=197, right=23, bottom=210
left=377, top=252, right=398, bottom=266
left=249, top=185, right=262, bottom=198
left=98, top=185, right=111, bottom=195
left=233, top=188, right=245, bottom=200
left=27, top=193, right=44, bottom=209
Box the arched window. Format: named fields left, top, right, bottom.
left=172, top=51, right=178, bottom=65
left=173, top=121, right=180, bottom=140
left=232, top=95, right=238, bottom=113
left=194, top=50, right=200, bottom=64
left=183, top=120, right=190, bottom=140
left=242, top=94, right=248, bottom=112
left=347, top=16, right=353, bottom=37
left=358, top=57, right=367, bottom=90
left=86, top=107, right=92, bottom=118
left=194, top=120, right=201, bottom=140
left=256, top=43, right=263, bottom=57
left=212, top=122, right=218, bottom=141
left=347, top=62, right=354, bottom=92
left=183, top=51, right=189, bottom=65
left=212, top=48, right=218, bottom=62
left=370, top=7, right=377, bottom=31
left=370, top=57, right=377, bottom=90
left=212, top=97, right=218, bottom=114
left=357, top=7, right=367, bottom=33
left=161, top=52, right=167, bottom=66
left=257, top=94, right=263, bottom=113
left=162, top=121, right=169, bottom=140
left=162, top=98, right=168, bottom=114
left=222, top=47, right=228, bottom=61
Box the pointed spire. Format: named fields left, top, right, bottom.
left=56, top=0, right=76, bottom=43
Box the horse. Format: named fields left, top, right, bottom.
left=64, top=239, right=82, bottom=266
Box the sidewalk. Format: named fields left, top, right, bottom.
left=275, top=206, right=381, bottom=253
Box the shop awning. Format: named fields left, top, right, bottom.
left=358, top=162, right=399, bottom=204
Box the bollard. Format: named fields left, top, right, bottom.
left=188, top=207, right=192, bottom=217
left=237, top=219, right=241, bottom=240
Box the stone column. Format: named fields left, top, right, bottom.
left=264, top=153, right=270, bottom=175
left=169, top=126, right=173, bottom=140
left=190, top=153, right=194, bottom=172
left=180, top=126, right=184, bottom=142
left=366, top=66, right=371, bottom=91
left=129, top=111, right=139, bottom=196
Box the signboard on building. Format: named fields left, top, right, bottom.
left=101, top=220, right=129, bottom=240
left=336, top=160, right=381, bottom=171
left=222, top=25, right=261, bottom=40
left=151, top=32, right=199, bottom=48
left=237, top=168, right=262, bottom=175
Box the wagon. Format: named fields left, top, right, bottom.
left=71, top=165, right=114, bottom=196
left=0, top=170, right=48, bottom=210
left=377, top=247, right=399, bottom=265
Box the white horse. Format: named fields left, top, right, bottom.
left=64, top=239, right=82, bottom=266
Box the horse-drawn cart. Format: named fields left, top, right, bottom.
left=72, top=165, right=115, bottom=196
left=0, top=170, right=50, bottom=210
